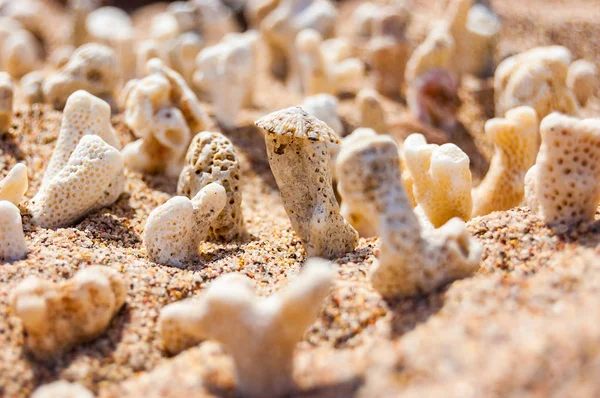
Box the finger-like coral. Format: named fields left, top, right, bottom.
left=296, top=29, right=364, bottom=95
left=144, top=183, right=227, bottom=266
left=123, top=59, right=209, bottom=176
left=402, top=133, right=472, bottom=227
left=302, top=94, right=343, bottom=135
left=0, top=200, right=27, bottom=261
left=336, top=134, right=481, bottom=298
left=178, top=132, right=244, bottom=241
left=0, top=17, right=42, bottom=78
left=525, top=113, right=600, bottom=227
left=356, top=88, right=388, bottom=133
left=168, top=31, right=205, bottom=85
left=567, top=59, right=599, bottom=106
left=194, top=31, right=258, bottom=128
left=158, top=258, right=334, bottom=397
left=43, top=43, right=120, bottom=110
left=495, top=46, right=579, bottom=119
left=0, top=72, right=13, bottom=131
left=10, top=265, right=126, bottom=358
left=255, top=107, right=358, bottom=259
left=0, top=163, right=27, bottom=206
left=472, top=107, right=539, bottom=217
left=67, top=0, right=97, bottom=48
left=20, top=71, right=44, bottom=105
left=31, top=381, right=94, bottom=398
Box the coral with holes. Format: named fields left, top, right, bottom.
left=255, top=107, right=358, bottom=259
left=356, top=88, right=388, bottom=133
left=0, top=200, right=27, bottom=261
left=302, top=94, right=343, bottom=135
left=122, top=58, right=210, bottom=176
left=10, top=266, right=126, bottom=358
left=495, top=46, right=579, bottom=119
left=567, top=59, right=599, bottom=106
left=144, top=183, right=227, bottom=266
left=158, top=258, right=334, bottom=398
left=0, top=163, right=27, bottom=206
left=525, top=113, right=600, bottom=227
left=31, top=381, right=94, bottom=398
left=336, top=134, right=481, bottom=298
left=472, top=107, right=539, bottom=217
left=0, top=72, right=13, bottom=131
left=178, top=132, right=244, bottom=241
left=43, top=43, right=120, bottom=110
left=402, top=133, right=472, bottom=228
left=0, top=17, right=42, bottom=78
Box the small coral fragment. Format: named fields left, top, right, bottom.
left=0, top=163, right=28, bottom=206
left=402, top=133, right=472, bottom=227
left=337, top=134, right=481, bottom=297
left=144, top=183, right=227, bottom=266
left=356, top=88, right=388, bottom=133
left=302, top=94, right=343, bottom=135
left=158, top=258, right=334, bottom=397
left=255, top=107, right=358, bottom=259
left=10, top=266, right=126, bottom=358
left=0, top=200, right=27, bottom=261
left=20, top=71, right=44, bottom=105
left=567, top=59, right=599, bottom=106
left=178, top=132, right=244, bottom=241
left=0, top=72, right=13, bottom=131
left=472, top=107, right=539, bottom=217
left=31, top=381, right=94, bottom=398
left=525, top=113, right=600, bottom=227
left=0, top=17, right=42, bottom=78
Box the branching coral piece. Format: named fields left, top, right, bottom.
left=123, top=58, right=209, bottom=176
left=567, top=59, right=599, bottom=106
left=356, top=88, right=388, bottom=133
left=10, top=265, right=126, bottom=358
left=158, top=258, right=334, bottom=397
left=525, top=113, right=600, bottom=227
left=255, top=107, right=358, bottom=259
left=402, top=133, right=472, bottom=227
left=0, top=200, right=27, bottom=261
left=43, top=43, right=120, bottom=110
left=31, top=381, right=94, bottom=398
left=336, top=134, right=481, bottom=298
left=0, top=163, right=27, bottom=206
left=302, top=94, right=343, bottom=135
left=178, top=132, right=244, bottom=241
left=144, top=183, right=227, bottom=266
left=0, top=17, right=42, bottom=78
left=495, top=46, right=579, bottom=119
left=0, top=72, right=13, bottom=131
left=194, top=31, right=258, bottom=128
left=296, top=29, right=364, bottom=96
left=472, top=107, right=539, bottom=217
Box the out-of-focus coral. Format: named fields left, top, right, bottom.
left=0, top=17, right=42, bottom=78
left=0, top=163, right=27, bottom=206
left=356, top=88, right=388, bottom=133
left=302, top=93, right=343, bottom=135
left=0, top=200, right=26, bottom=261
left=31, top=381, right=94, bottom=398
left=0, top=71, right=12, bottom=131
left=567, top=59, right=599, bottom=106
left=20, top=71, right=44, bottom=105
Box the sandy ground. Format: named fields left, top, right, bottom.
left=1, top=0, right=600, bottom=397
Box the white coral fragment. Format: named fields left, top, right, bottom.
left=0, top=200, right=27, bottom=261
left=525, top=113, right=600, bottom=227
left=0, top=72, right=13, bottom=131
left=144, top=183, right=227, bottom=267
left=10, top=266, right=127, bottom=358
left=356, top=88, right=388, bottom=133
left=0, top=163, right=27, bottom=206
left=337, top=135, right=481, bottom=297
left=0, top=17, right=42, bottom=78
left=31, top=381, right=94, bottom=398
left=472, top=106, right=539, bottom=217
left=158, top=258, right=334, bottom=397
left=301, top=94, right=343, bottom=135
left=567, top=59, right=599, bottom=106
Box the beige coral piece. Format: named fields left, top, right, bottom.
left=302, top=94, right=343, bottom=135
left=144, top=183, right=227, bottom=267
left=10, top=265, right=126, bottom=358
left=0, top=17, right=42, bottom=78
left=525, top=113, right=600, bottom=227
left=356, top=88, right=388, bottom=133
left=167, top=31, right=204, bottom=85
left=255, top=107, right=358, bottom=259
left=403, top=133, right=472, bottom=228
left=178, top=132, right=244, bottom=241
left=494, top=46, right=579, bottom=119
left=336, top=134, right=481, bottom=298
left=567, top=59, right=599, bottom=106
left=472, top=107, right=539, bottom=217
left=20, top=71, right=44, bottom=105
left=158, top=258, right=334, bottom=398
left=0, top=163, right=28, bottom=206
left=0, top=200, right=27, bottom=261
left=31, top=380, right=94, bottom=398
left=0, top=72, right=13, bottom=131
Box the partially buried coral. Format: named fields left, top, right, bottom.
left=31, top=381, right=94, bottom=398
left=0, top=200, right=27, bottom=262
left=0, top=163, right=27, bottom=206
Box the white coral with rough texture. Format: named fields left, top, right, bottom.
left=0, top=200, right=27, bottom=261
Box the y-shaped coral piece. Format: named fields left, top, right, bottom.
left=356, top=88, right=388, bottom=133
left=336, top=134, right=481, bottom=297
left=32, top=381, right=94, bottom=398
left=11, top=266, right=126, bottom=358
left=255, top=107, right=358, bottom=259
left=123, top=58, right=209, bottom=176
left=567, top=59, right=599, bottom=106
left=495, top=46, right=579, bottom=119
left=0, top=200, right=27, bottom=261
left=472, top=107, right=539, bottom=217
left=296, top=29, right=364, bottom=96
left=178, top=132, right=244, bottom=241
left=0, top=163, right=27, bottom=206
left=302, top=94, right=343, bottom=135
left=0, top=72, right=13, bottom=131
left=402, top=133, right=472, bottom=227
left=525, top=113, right=600, bottom=227
left=158, top=258, right=334, bottom=398
left=43, top=43, right=120, bottom=110
left=144, top=183, right=227, bottom=266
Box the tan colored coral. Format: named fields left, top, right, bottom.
left=0, top=163, right=27, bottom=206
left=178, top=132, right=244, bottom=241
left=0, top=200, right=27, bottom=261
left=20, top=71, right=44, bottom=105
left=245, top=0, right=279, bottom=28
left=0, top=17, right=42, bottom=78
left=167, top=31, right=205, bottom=85
left=302, top=94, right=343, bottom=135
left=472, top=107, right=539, bottom=217
left=336, top=134, right=481, bottom=298
left=356, top=88, right=388, bottom=133
left=158, top=258, right=334, bottom=397
left=43, top=43, right=120, bottom=110
left=144, top=183, right=227, bottom=267
left=402, top=133, right=472, bottom=227
left=296, top=29, right=364, bottom=96
left=567, top=59, right=599, bottom=106
left=10, top=265, right=126, bottom=358
left=122, top=58, right=209, bottom=176
left=49, top=45, right=75, bottom=70
left=31, top=381, right=94, bottom=398
left=0, top=71, right=13, bottom=131
left=68, top=0, right=97, bottom=47
left=525, top=113, right=600, bottom=227
left=495, top=46, right=579, bottom=119
left=255, top=107, right=358, bottom=258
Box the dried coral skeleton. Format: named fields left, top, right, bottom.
left=0, top=163, right=27, bottom=206
left=0, top=200, right=27, bottom=261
